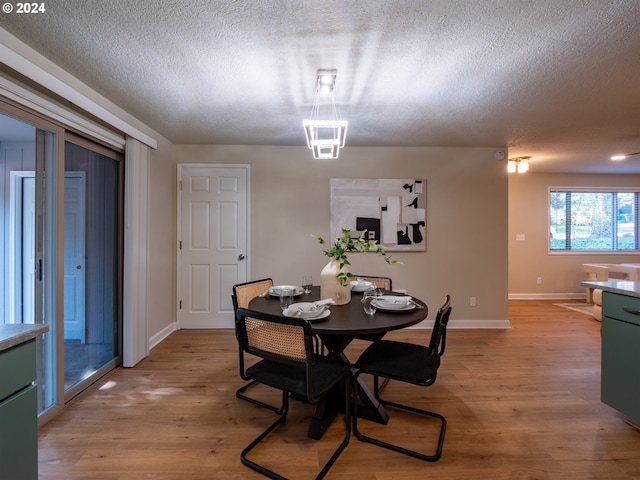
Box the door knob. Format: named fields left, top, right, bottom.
left=76, top=265, right=82, bottom=270
left=238, top=254, right=245, bottom=260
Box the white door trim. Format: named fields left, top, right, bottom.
left=9, top=171, right=33, bottom=325
left=176, top=164, right=250, bottom=329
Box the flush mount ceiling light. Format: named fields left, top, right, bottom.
left=611, top=151, right=640, bottom=161
left=508, top=156, right=530, bottom=173
left=303, top=69, right=348, bottom=159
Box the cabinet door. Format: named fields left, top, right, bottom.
left=0, top=339, right=36, bottom=401
left=601, top=316, right=640, bottom=422
left=0, top=385, right=37, bottom=479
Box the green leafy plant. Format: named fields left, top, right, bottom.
left=317, top=228, right=397, bottom=286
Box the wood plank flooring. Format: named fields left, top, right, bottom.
left=38, top=301, right=640, bottom=479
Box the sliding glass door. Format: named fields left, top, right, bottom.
left=63, top=136, right=122, bottom=397
left=1, top=100, right=123, bottom=419
left=0, top=109, right=59, bottom=415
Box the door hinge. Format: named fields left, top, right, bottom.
left=178, top=180, right=183, bottom=190
left=179, top=240, right=182, bottom=250
left=179, top=300, right=182, bottom=310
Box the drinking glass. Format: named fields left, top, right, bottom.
left=302, top=276, right=313, bottom=294
left=279, top=288, right=294, bottom=311
left=362, top=290, right=379, bottom=315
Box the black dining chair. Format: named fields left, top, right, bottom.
left=232, top=278, right=283, bottom=413
left=235, top=307, right=352, bottom=479
left=352, top=295, right=452, bottom=462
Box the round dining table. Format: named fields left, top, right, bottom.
left=248, top=286, right=429, bottom=439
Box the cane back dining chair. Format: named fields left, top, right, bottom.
left=353, top=295, right=452, bottom=462
left=232, top=278, right=283, bottom=413
left=235, top=307, right=352, bottom=480
left=353, top=275, right=392, bottom=291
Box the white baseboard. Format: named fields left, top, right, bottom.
left=149, top=322, right=177, bottom=350
left=508, top=293, right=586, bottom=300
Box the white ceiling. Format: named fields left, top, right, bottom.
left=1, top=0, right=639, bottom=173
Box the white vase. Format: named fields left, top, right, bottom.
left=320, top=259, right=351, bottom=305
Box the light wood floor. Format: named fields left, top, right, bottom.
left=39, top=301, right=640, bottom=479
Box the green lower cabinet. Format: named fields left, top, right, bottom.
left=0, top=339, right=38, bottom=480
left=601, top=292, right=640, bottom=424
left=0, top=385, right=37, bottom=479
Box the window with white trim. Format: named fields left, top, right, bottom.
left=549, top=188, right=639, bottom=252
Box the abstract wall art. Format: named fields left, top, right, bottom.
left=330, top=178, right=426, bottom=251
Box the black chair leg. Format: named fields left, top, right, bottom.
left=316, top=378, right=351, bottom=479
left=241, top=379, right=351, bottom=480
left=241, top=391, right=290, bottom=480
left=353, top=372, right=446, bottom=462
left=236, top=380, right=284, bottom=414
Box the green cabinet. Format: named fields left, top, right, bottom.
left=0, top=339, right=37, bottom=479
left=601, top=292, right=640, bottom=424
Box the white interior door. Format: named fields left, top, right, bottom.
left=178, top=165, right=248, bottom=328
left=62, top=173, right=86, bottom=341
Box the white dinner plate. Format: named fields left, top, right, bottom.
left=283, top=307, right=330, bottom=321
left=375, top=295, right=412, bottom=308
left=373, top=300, right=416, bottom=312
left=269, top=285, right=305, bottom=297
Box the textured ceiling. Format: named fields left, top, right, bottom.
left=1, top=0, right=639, bottom=173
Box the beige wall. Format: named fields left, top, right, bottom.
left=508, top=172, right=640, bottom=297
left=147, top=136, right=181, bottom=337
left=147, top=144, right=510, bottom=337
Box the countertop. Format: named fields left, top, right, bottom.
left=0, top=324, right=49, bottom=352
left=581, top=281, right=640, bottom=300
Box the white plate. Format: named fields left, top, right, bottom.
left=351, top=282, right=374, bottom=292
left=285, top=302, right=326, bottom=319
left=375, top=295, right=412, bottom=308
left=269, top=285, right=305, bottom=297
left=373, top=300, right=416, bottom=312
left=283, top=307, right=330, bottom=321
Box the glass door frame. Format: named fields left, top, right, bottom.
left=0, top=97, right=65, bottom=423
left=62, top=132, right=124, bottom=403
left=0, top=96, right=124, bottom=424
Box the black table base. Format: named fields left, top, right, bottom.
left=307, top=372, right=389, bottom=440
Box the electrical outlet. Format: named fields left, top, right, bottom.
left=537, top=277, right=542, bottom=285
left=469, top=296, right=476, bottom=307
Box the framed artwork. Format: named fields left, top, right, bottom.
left=330, top=178, right=426, bottom=251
